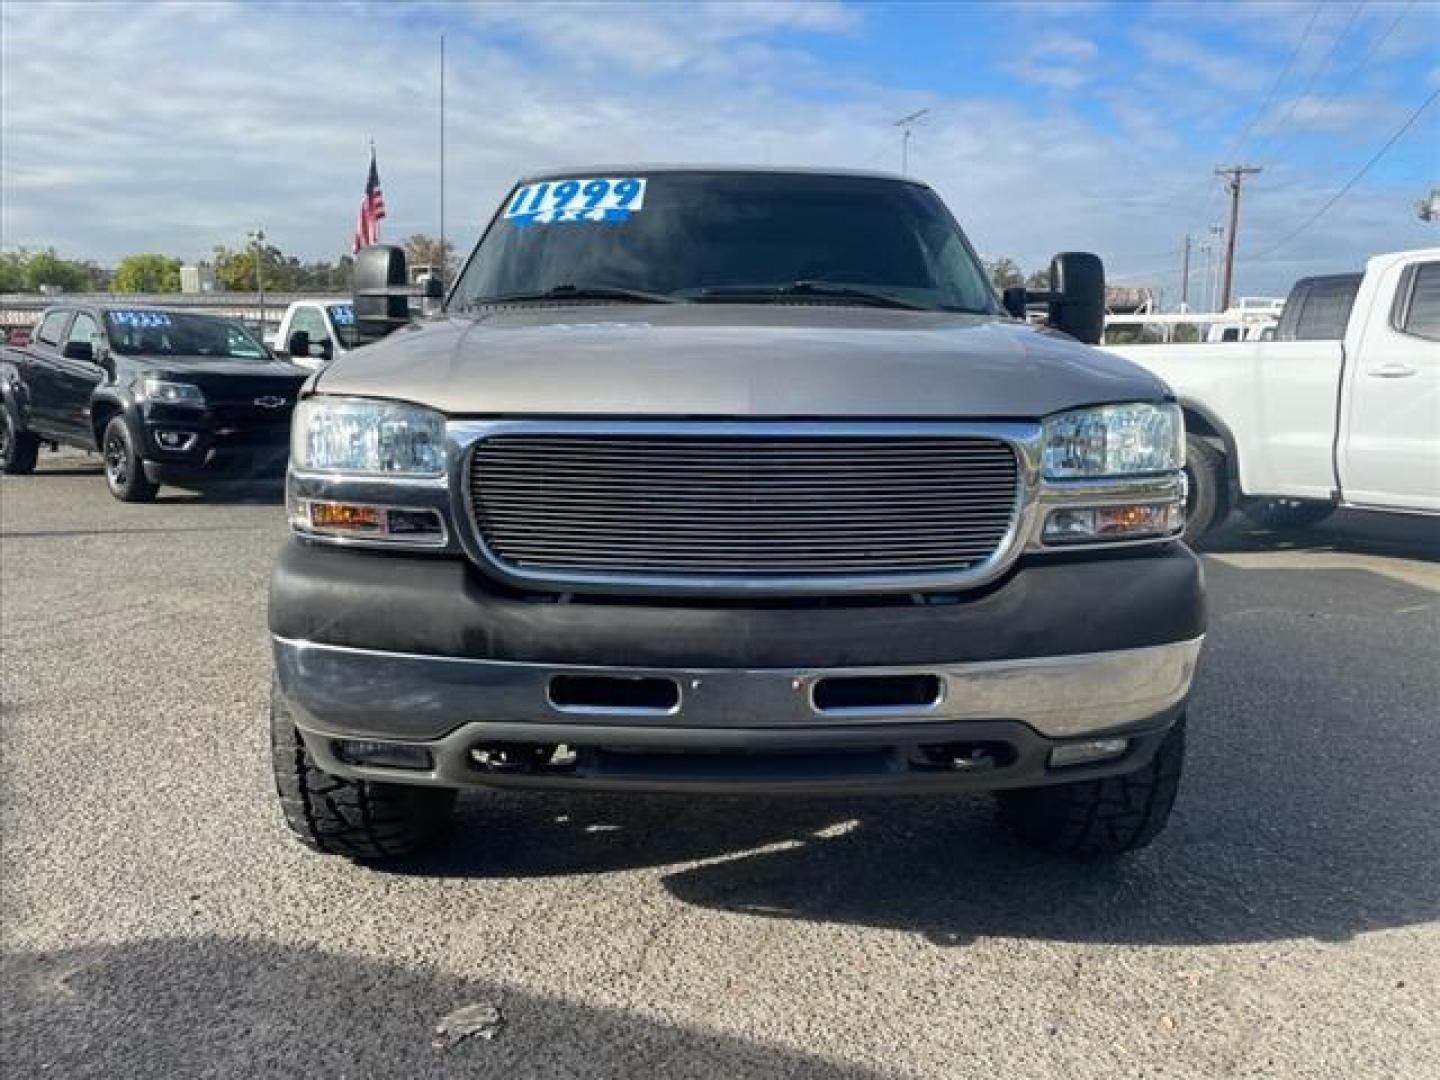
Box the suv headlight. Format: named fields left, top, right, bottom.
left=1042, top=402, right=1183, bottom=479
left=139, top=378, right=205, bottom=406
left=291, top=396, right=446, bottom=476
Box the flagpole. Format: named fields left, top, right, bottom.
left=439, top=34, right=447, bottom=289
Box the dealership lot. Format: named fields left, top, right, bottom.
left=3, top=452, right=1438, bottom=1079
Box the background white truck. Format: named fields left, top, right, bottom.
left=1106, top=248, right=1439, bottom=544
left=267, top=299, right=359, bottom=370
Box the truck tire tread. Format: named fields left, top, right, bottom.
left=996, top=718, right=1184, bottom=859
left=1, top=409, right=41, bottom=474
left=1182, top=436, right=1229, bottom=547
left=270, top=677, right=455, bottom=861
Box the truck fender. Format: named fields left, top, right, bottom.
left=88, top=390, right=134, bottom=452
left=1178, top=399, right=1240, bottom=487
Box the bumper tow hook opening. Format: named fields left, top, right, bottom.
left=549, top=675, right=680, bottom=714
left=813, top=673, right=942, bottom=713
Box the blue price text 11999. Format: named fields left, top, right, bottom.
left=503, top=177, right=647, bottom=226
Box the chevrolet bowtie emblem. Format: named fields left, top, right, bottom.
left=254, top=396, right=287, bottom=409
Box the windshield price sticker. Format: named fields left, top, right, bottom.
left=108, top=311, right=173, bottom=328
left=504, top=177, right=647, bottom=226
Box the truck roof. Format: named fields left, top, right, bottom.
left=517, top=164, right=921, bottom=186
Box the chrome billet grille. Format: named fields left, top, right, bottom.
left=468, top=434, right=1021, bottom=583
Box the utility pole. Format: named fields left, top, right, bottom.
left=1215, top=164, right=1261, bottom=312
left=439, top=34, right=447, bottom=289
left=893, top=108, right=929, bottom=175
left=1179, top=235, right=1192, bottom=312
left=248, top=226, right=266, bottom=329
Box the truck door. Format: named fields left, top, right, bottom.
left=1339, top=259, right=1440, bottom=512
left=53, top=312, right=108, bottom=446
left=22, top=309, right=75, bottom=437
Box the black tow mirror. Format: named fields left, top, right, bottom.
left=286, top=330, right=310, bottom=359
left=353, top=245, right=413, bottom=344
left=1044, top=252, right=1105, bottom=344
left=1001, top=253, right=1106, bottom=344
left=62, top=340, right=95, bottom=364
left=423, top=275, right=444, bottom=301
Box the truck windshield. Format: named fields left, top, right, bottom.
left=104, top=311, right=269, bottom=360
left=453, top=171, right=997, bottom=314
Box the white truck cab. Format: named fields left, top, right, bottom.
left=271, top=299, right=359, bottom=371
left=1106, top=248, right=1439, bottom=542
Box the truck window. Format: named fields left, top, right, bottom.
left=35, top=311, right=71, bottom=346
left=66, top=313, right=102, bottom=351
left=1292, top=277, right=1359, bottom=340
left=326, top=304, right=359, bottom=349
left=289, top=305, right=330, bottom=347
left=455, top=171, right=997, bottom=314
left=1393, top=261, right=1440, bottom=341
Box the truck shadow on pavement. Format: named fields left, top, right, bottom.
left=3, top=935, right=884, bottom=1080
left=413, top=558, right=1439, bottom=949
left=1199, top=508, right=1440, bottom=561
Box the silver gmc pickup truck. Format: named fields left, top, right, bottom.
left=269, top=167, right=1205, bottom=863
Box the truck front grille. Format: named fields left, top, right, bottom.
left=467, top=431, right=1022, bottom=587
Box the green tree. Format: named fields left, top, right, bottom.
left=113, top=253, right=182, bottom=293
left=402, top=234, right=457, bottom=281
left=0, top=250, right=27, bottom=292
left=983, top=256, right=1025, bottom=291
left=22, top=248, right=95, bottom=292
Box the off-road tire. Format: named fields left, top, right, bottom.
left=1182, top=436, right=1229, bottom=547
left=1241, top=497, right=1335, bottom=532
left=270, top=676, right=456, bottom=862
left=101, top=415, right=158, bottom=502
left=0, top=408, right=40, bottom=474
left=997, top=717, right=1185, bottom=860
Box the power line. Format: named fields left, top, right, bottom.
left=1251, top=2, right=1364, bottom=156
left=1188, top=3, right=1321, bottom=234
left=1254, top=85, right=1440, bottom=261
left=1257, top=0, right=1416, bottom=162
left=1225, top=2, right=1324, bottom=160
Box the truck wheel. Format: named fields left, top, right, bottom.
left=0, top=407, right=40, bottom=474
left=996, top=717, right=1185, bottom=859
left=270, top=676, right=456, bottom=862
left=1241, top=498, right=1335, bottom=532
left=101, top=416, right=158, bottom=502
left=1181, top=436, right=1229, bottom=547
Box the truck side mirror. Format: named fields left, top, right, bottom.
left=286, top=330, right=310, bottom=359
left=1045, top=252, right=1105, bottom=345
left=423, top=275, right=444, bottom=301
left=353, top=245, right=412, bottom=344
left=62, top=340, right=94, bottom=364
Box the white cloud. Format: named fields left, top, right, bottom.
left=1002, top=34, right=1099, bottom=90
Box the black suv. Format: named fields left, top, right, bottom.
left=1, top=305, right=308, bottom=500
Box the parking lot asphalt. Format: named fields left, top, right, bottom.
left=3, top=451, right=1438, bottom=1079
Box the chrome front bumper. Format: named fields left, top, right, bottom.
left=273, top=635, right=1203, bottom=741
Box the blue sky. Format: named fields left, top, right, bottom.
left=3, top=0, right=1437, bottom=300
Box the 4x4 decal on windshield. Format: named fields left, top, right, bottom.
left=503, top=177, right=646, bottom=227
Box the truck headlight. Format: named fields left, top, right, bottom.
left=292, top=396, right=446, bottom=476
left=1042, top=402, right=1183, bottom=479
left=138, top=378, right=205, bottom=406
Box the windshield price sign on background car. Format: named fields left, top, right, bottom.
left=503, top=176, right=646, bottom=226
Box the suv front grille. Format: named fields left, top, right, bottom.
left=467, top=432, right=1021, bottom=585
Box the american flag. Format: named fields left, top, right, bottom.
left=352, top=148, right=387, bottom=253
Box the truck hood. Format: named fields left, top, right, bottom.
left=314, top=305, right=1168, bottom=418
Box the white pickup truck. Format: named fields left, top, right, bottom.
left=269, top=299, right=359, bottom=371
left=1107, top=248, right=1439, bottom=544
